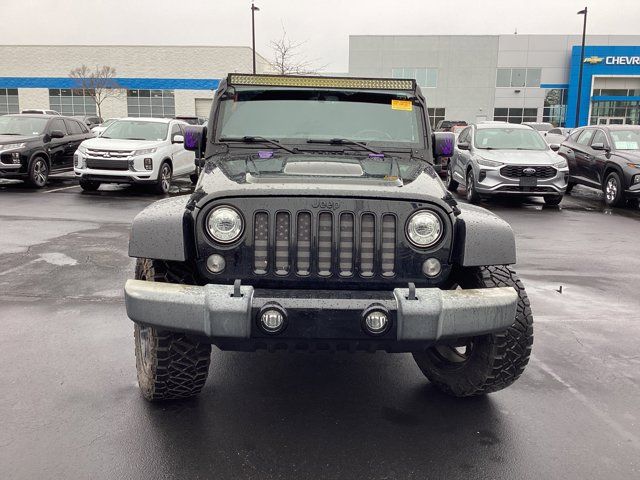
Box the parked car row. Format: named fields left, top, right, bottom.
left=444, top=120, right=640, bottom=208
left=0, top=114, right=197, bottom=192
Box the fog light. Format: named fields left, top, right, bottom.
left=144, top=158, right=153, bottom=170
left=422, top=258, right=441, bottom=277
left=11, top=152, right=20, bottom=163
left=633, top=175, right=640, bottom=185
left=260, top=309, right=285, bottom=333
left=206, top=254, right=225, bottom=273
left=364, top=310, right=389, bottom=335
left=479, top=170, right=486, bottom=182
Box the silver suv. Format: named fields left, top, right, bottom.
left=446, top=123, right=569, bottom=205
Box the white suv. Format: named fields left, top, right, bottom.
left=74, top=117, right=196, bottom=193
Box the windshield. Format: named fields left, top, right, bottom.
left=101, top=120, right=168, bottom=141
left=475, top=128, right=548, bottom=150
left=609, top=129, right=640, bottom=150
left=0, top=116, right=49, bottom=136
left=217, top=89, right=424, bottom=147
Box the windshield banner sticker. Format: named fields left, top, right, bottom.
left=391, top=99, right=413, bottom=111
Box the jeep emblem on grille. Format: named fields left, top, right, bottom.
left=312, top=200, right=340, bottom=210
left=523, top=167, right=536, bottom=175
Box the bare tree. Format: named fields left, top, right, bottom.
left=69, top=65, right=125, bottom=118
left=269, top=28, right=324, bottom=75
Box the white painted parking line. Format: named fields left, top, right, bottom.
left=45, top=185, right=81, bottom=193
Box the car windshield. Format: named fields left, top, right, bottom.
left=217, top=89, right=424, bottom=147
left=0, top=116, right=49, bottom=136
left=475, top=128, right=548, bottom=150
left=609, top=130, right=640, bottom=150
left=101, top=120, right=168, bottom=141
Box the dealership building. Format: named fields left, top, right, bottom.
left=349, top=34, right=640, bottom=127
left=0, top=45, right=272, bottom=120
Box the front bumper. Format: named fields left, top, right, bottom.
left=124, top=280, right=518, bottom=351
left=475, top=165, right=569, bottom=196
left=74, top=167, right=155, bottom=184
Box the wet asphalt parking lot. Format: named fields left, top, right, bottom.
left=1, top=173, right=639, bottom=479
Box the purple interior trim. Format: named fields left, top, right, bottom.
left=258, top=150, right=274, bottom=159
left=368, top=153, right=385, bottom=158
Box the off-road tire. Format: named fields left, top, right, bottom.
left=544, top=195, right=563, bottom=206
left=26, top=156, right=49, bottom=188
left=466, top=170, right=481, bottom=204
left=133, top=258, right=211, bottom=401
left=603, top=171, right=624, bottom=207
left=413, top=265, right=533, bottom=397
left=445, top=164, right=459, bottom=192
left=79, top=179, right=100, bottom=191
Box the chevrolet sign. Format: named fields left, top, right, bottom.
left=605, top=56, right=640, bottom=65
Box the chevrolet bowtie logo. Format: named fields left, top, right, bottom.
left=583, top=56, right=604, bottom=64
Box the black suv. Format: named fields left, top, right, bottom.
left=558, top=125, right=640, bottom=207
left=0, top=114, right=94, bottom=187
left=123, top=74, right=533, bottom=401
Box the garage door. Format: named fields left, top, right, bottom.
left=195, top=98, right=213, bottom=118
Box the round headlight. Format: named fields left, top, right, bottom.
left=406, top=211, right=442, bottom=247
left=207, top=206, right=243, bottom=243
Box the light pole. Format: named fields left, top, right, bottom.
left=251, top=2, right=260, bottom=74
left=575, top=7, right=588, bottom=127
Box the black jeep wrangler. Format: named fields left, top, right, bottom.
left=124, top=74, right=533, bottom=401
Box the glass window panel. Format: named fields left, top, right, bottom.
left=164, top=107, right=175, bottom=117
left=511, top=69, right=526, bottom=87
left=139, top=106, right=151, bottom=115
left=7, top=88, right=18, bottom=95
left=426, top=68, right=437, bottom=88
left=525, top=68, right=541, bottom=87
left=523, top=117, right=537, bottom=122
left=391, top=68, right=402, bottom=78
left=493, top=117, right=508, bottom=122
left=415, top=68, right=427, bottom=87
left=150, top=90, right=163, bottom=97
left=524, top=108, right=537, bottom=117
left=496, top=69, right=511, bottom=87
left=151, top=97, right=163, bottom=107
left=128, top=89, right=139, bottom=97
left=164, top=90, right=174, bottom=98
left=494, top=108, right=508, bottom=117
left=139, top=90, right=150, bottom=97
left=508, top=108, right=523, bottom=116
left=138, top=98, right=151, bottom=106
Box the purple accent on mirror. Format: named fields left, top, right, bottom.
left=258, top=150, right=274, bottom=158
left=184, top=130, right=199, bottom=150
left=368, top=153, right=385, bottom=158
left=441, top=137, right=454, bottom=156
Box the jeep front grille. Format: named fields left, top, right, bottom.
left=252, top=210, right=397, bottom=278
left=500, top=165, right=556, bottom=179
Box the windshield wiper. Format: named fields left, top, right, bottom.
left=307, top=138, right=382, bottom=155
left=219, top=136, right=297, bottom=154
left=124, top=137, right=146, bottom=140
left=0, top=133, right=21, bottom=135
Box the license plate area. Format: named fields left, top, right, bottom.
left=520, top=176, right=537, bottom=187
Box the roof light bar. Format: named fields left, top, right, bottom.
left=227, top=74, right=415, bottom=91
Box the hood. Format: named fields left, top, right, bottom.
left=194, top=153, right=452, bottom=209
left=612, top=149, right=640, bottom=163
left=473, top=148, right=561, bottom=165
left=0, top=134, right=41, bottom=144
left=80, top=137, right=161, bottom=150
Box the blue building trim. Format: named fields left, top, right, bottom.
left=0, top=77, right=220, bottom=90
left=592, top=95, right=640, bottom=102
left=540, top=83, right=569, bottom=89
left=566, top=45, right=640, bottom=128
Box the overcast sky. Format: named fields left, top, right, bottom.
left=2, top=0, right=639, bottom=72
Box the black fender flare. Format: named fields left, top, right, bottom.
left=128, top=196, right=193, bottom=261
left=452, top=204, right=516, bottom=266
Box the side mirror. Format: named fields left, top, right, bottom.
left=432, top=132, right=455, bottom=159
left=183, top=125, right=206, bottom=158
left=49, top=130, right=65, bottom=139
left=172, top=134, right=184, bottom=144
left=457, top=141, right=470, bottom=151
left=549, top=144, right=560, bottom=152
left=591, top=142, right=608, bottom=151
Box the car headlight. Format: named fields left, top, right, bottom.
left=133, top=147, right=157, bottom=156
left=406, top=211, right=442, bottom=248
left=476, top=157, right=503, bottom=167
left=0, top=142, right=26, bottom=152
left=553, top=158, right=568, bottom=168
left=633, top=174, right=640, bottom=185
left=206, top=206, right=244, bottom=243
